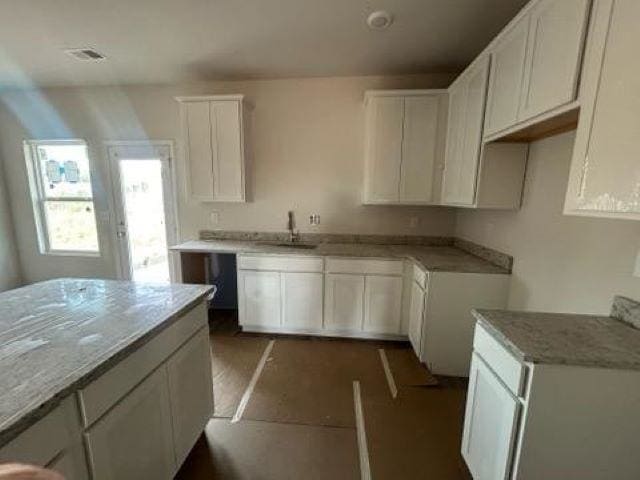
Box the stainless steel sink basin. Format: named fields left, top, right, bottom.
left=259, top=242, right=318, bottom=249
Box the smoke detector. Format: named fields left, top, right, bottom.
left=64, top=48, right=107, bottom=61
left=367, top=10, right=393, bottom=30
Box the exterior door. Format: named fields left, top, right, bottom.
left=107, top=142, right=178, bottom=283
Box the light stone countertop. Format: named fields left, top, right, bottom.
left=473, top=308, right=640, bottom=370
left=171, top=239, right=510, bottom=274
left=0, top=278, right=213, bottom=447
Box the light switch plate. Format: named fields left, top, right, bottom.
left=209, top=211, right=219, bottom=226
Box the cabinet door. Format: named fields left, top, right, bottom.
left=167, top=327, right=214, bottom=468
left=238, top=270, right=282, bottom=328
left=462, top=354, right=520, bottom=480
left=86, top=367, right=176, bottom=480
left=519, top=0, right=590, bottom=121
left=442, top=78, right=467, bottom=204
left=484, top=18, right=529, bottom=136
left=399, top=95, right=440, bottom=203
left=565, top=0, right=640, bottom=219
left=363, top=276, right=403, bottom=334
left=184, top=102, right=214, bottom=201
left=408, top=281, right=425, bottom=357
left=324, top=274, right=364, bottom=331
left=282, top=272, right=323, bottom=330
left=210, top=100, right=244, bottom=202
left=442, top=56, right=490, bottom=206
left=364, top=96, right=403, bottom=203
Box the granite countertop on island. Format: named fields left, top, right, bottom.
left=0, top=278, right=213, bottom=447
left=171, top=239, right=510, bottom=275
left=473, top=296, right=640, bottom=371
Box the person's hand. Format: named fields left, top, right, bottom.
left=0, top=464, right=64, bottom=480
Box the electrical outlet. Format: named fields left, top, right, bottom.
left=209, top=211, right=219, bottom=226
left=309, top=214, right=321, bottom=225
left=409, top=216, right=418, bottom=229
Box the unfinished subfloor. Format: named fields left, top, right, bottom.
left=176, top=311, right=472, bottom=480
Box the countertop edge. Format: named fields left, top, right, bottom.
left=471, top=308, right=640, bottom=372
left=171, top=241, right=511, bottom=275
left=0, top=286, right=213, bottom=448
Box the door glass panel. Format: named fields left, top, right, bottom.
left=119, top=159, right=170, bottom=283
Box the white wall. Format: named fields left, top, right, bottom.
left=0, top=149, right=21, bottom=290
left=0, top=74, right=456, bottom=283
left=455, top=131, right=640, bottom=315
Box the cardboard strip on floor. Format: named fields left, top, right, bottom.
left=378, top=348, right=398, bottom=399
left=231, top=339, right=275, bottom=423
left=383, top=346, right=438, bottom=387
left=352, top=381, right=372, bottom=480
left=176, top=418, right=361, bottom=480
left=241, top=338, right=389, bottom=428
left=210, top=335, right=271, bottom=418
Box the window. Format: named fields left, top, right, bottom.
left=24, top=140, right=100, bottom=255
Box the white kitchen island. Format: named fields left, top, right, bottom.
left=0, top=278, right=214, bottom=480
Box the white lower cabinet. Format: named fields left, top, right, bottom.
left=0, top=397, right=88, bottom=480
left=408, top=280, right=426, bottom=356
left=282, top=272, right=324, bottom=330
left=364, top=275, right=403, bottom=334
left=462, top=354, right=520, bottom=480
left=166, top=328, right=214, bottom=466
left=324, top=273, right=365, bottom=331
left=405, top=270, right=510, bottom=376
left=86, top=366, right=176, bottom=480
left=238, top=270, right=282, bottom=329
left=463, top=322, right=640, bottom=480
left=237, top=256, right=324, bottom=332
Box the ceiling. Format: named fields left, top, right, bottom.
left=0, top=0, right=528, bottom=87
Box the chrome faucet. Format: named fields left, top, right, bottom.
left=287, top=210, right=300, bottom=243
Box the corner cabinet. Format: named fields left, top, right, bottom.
left=442, top=55, right=529, bottom=209
left=177, top=95, right=246, bottom=203
left=564, top=0, right=640, bottom=220
left=363, top=90, right=448, bottom=205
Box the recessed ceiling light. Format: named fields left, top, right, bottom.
left=367, top=10, right=393, bottom=30
left=64, top=48, right=107, bottom=61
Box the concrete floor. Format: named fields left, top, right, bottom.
left=176, top=312, right=472, bottom=480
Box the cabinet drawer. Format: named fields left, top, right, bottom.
left=0, top=397, right=77, bottom=467
left=238, top=254, right=323, bottom=272
left=325, top=258, right=403, bottom=276
left=473, top=323, right=525, bottom=396
left=78, top=303, right=207, bottom=427
left=412, top=263, right=428, bottom=288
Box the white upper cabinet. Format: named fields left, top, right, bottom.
left=565, top=0, right=640, bottom=219
left=484, top=18, right=530, bottom=136
left=484, top=0, right=591, bottom=138
left=519, top=0, right=591, bottom=121
left=399, top=95, right=442, bottom=203
left=442, top=56, right=491, bottom=206
left=178, top=95, right=246, bottom=202
left=364, top=95, right=403, bottom=203
left=363, top=90, right=447, bottom=205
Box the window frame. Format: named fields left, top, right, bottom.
left=24, top=139, right=101, bottom=257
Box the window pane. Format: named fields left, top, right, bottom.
left=36, top=144, right=93, bottom=198
left=44, top=201, right=99, bottom=252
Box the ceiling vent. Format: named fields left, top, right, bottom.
left=64, top=48, right=106, bottom=61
